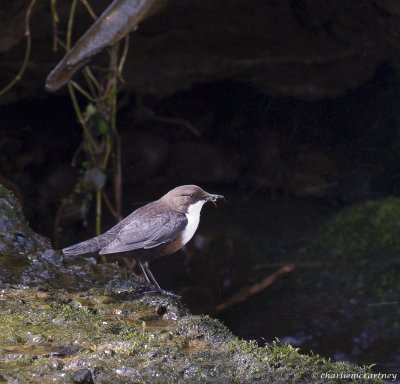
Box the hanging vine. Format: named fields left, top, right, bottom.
left=52, top=0, right=129, bottom=245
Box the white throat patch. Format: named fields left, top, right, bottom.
left=182, top=200, right=206, bottom=245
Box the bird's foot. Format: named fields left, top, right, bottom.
left=159, top=289, right=181, bottom=299
left=141, top=287, right=180, bottom=299
left=136, top=284, right=157, bottom=294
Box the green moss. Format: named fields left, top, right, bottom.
left=49, top=303, right=97, bottom=321
left=176, top=315, right=232, bottom=342
left=0, top=287, right=382, bottom=383
left=303, top=197, right=400, bottom=300
left=310, top=197, right=400, bottom=256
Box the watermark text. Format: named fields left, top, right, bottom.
left=311, top=372, right=398, bottom=381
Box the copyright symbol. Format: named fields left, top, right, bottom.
left=311, top=372, right=318, bottom=379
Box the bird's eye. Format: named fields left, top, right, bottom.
left=189, top=193, right=195, bottom=198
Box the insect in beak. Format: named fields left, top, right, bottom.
left=206, top=193, right=225, bottom=207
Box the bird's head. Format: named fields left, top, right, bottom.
left=162, top=185, right=224, bottom=213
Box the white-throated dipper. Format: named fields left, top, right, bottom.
left=62, top=185, right=223, bottom=291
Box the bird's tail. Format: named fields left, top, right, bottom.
left=62, top=237, right=103, bottom=256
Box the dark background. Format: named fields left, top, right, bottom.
left=1, top=0, right=400, bottom=374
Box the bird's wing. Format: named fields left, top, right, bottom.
left=99, top=210, right=188, bottom=254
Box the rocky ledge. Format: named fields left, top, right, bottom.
left=0, top=184, right=381, bottom=383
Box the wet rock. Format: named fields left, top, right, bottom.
left=40, top=249, right=64, bottom=267
left=73, top=368, right=94, bottom=384
left=0, top=184, right=49, bottom=255
left=1, top=286, right=380, bottom=383
left=0, top=182, right=141, bottom=290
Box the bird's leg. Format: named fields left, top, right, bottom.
left=136, top=258, right=153, bottom=285
left=137, top=259, right=179, bottom=297
left=136, top=258, right=162, bottom=292
left=142, top=262, right=181, bottom=298
left=142, top=261, right=162, bottom=292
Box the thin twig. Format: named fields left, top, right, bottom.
left=66, top=0, right=98, bottom=164
left=110, top=44, right=123, bottom=220
left=50, top=0, right=59, bottom=51
left=53, top=0, right=130, bottom=239
left=100, top=44, right=119, bottom=169
left=66, top=0, right=78, bottom=49
left=95, top=188, right=102, bottom=235
left=215, top=263, right=295, bottom=313
left=67, top=84, right=97, bottom=164
left=117, top=35, right=130, bottom=80
left=79, top=0, right=97, bottom=19
left=70, top=80, right=96, bottom=102
left=0, top=0, right=37, bottom=97
left=83, top=67, right=102, bottom=94
left=102, top=190, right=120, bottom=221
left=113, top=130, right=123, bottom=221
left=139, top=103, right=202, bottom=137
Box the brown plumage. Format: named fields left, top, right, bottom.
left=63, top=185, right=223, bottom=291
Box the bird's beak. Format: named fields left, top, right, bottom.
left=206, top=193, right=225, bottom=206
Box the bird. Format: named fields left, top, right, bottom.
left=62, top=185, right=224, bottom=291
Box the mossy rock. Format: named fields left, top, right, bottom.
left=0, top=287, right=381, bottom=384
left=0, top=185, right=385, bottom=383
left=315, top=197, right=400, bottom=257
left=281, top=198, right=400, bottom=365
left=304, top=197, right=400, bottom=300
